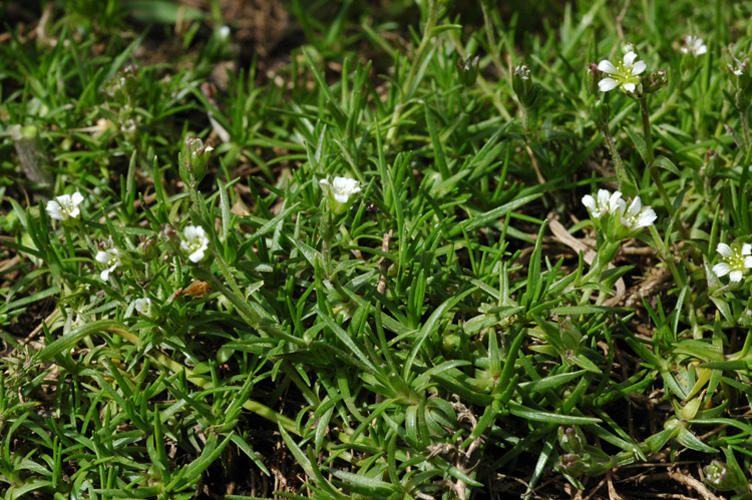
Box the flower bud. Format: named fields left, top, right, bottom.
left=139, top=235, right=159, bottom=261
left=557, top=453, right=586, bottom=476
left=703, top=459, right=747, bottom=492
left=456, top=55, right=480, bottom=87
left=621, top=42, right=636, bottom=55
left=586, top=62, right=601, bottom=94
left=558, top=425, right=586, bottom=455
left=589, top=99, right=611, bottom=130
left=179, top=137, right=213, bottom=186
left=701, top=150, right=719, bottom=179
left=643, top=70, right=668, bottom=94
left=120, top=118, right=138, bottom=144
left=512, top=64, right=531, bottom=99
left=101, top=64, right=140, bottom=106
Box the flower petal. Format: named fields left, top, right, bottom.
left=623, top=51, right=638, bottom=66
left=745, top=256, right=752, bottom=268
left=712, top=263, right=731, bottom=277
left=582, top=194, right=596, bottom=212
left=632, top=61, right=647, bottom=75
left=622, top=82, right=636, bottom=93
left=717, top=243, right=733, bottom=258
left=742, top=244, right=751, bottom=256
left=730, top=270, right=743, bottom=282
left=696, top=45, right=707, bottom=56
left=598, top=78, right=619, bottom=92
left=597, top=60, right=616, bottom=74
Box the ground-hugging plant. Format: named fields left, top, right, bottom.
left=2, top=1, right=752, bottom=499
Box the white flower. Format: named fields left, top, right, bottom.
left=134, top=297, right=153, bottom=317
left=712, top=242, right=752, bottom=282
left=320, top=176, right=361, bottom=204
left=181, top=225, right=210, bottom=263
left=218, top=25, right=230, bottom=40
left=680, top=35, right=707, bottom=56
left=619, top=196, right=657, bottom=229
left=95, top=246, right=122, bottom=280
left=46, top=192, right=84, bottom=221
left=319, top=176, right=362, bottom=216
left=582, top=189, right=624, bottom=219
left=597, top=51, right=647, bottom=93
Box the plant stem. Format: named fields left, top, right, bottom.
left=385, top=0, right=440, bottom=145
left=639, top=96, right=689, bottom=240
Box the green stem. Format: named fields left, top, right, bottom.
left=385, top=0, right=440, bottom=145
left=479, top=0, right=505, bottom=78
left=106, top=322, right=300, bottom=435
left=639, top=96, right=690, bottom=240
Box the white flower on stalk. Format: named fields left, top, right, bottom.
left=180, top=225, right=210, bottom=263
left=619, top=196, right=657, bottom=229
left=597, top=51, right=647, bottom=93
left=680, top=36, right=707, bottom=56
left=712, top=242, right=752, bottom=282
left=582, top=189, right=625, bottom=219
left=95, top=246, right=122, bottom=281
left=319, top=176, right=362, bottom=216
left=46, top=192, right=84, bottom=221
left=134, top=297, right=154, bottom=317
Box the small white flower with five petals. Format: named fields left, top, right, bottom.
left=619, top=197, right=657, bottom=229
left=582, top=189, right=624, bottom=219
left=712, top=243, right=752, bottom=282
left=597, top=51, right=647, bottom=93
left=180, top=225, right=210, bottom=263
left=680, top=36, right=707, bottom=57
left=96, top=246, right=122, bottom=281
left=46, top=192, right=84, bottom=221
left=319, top=176, right=362, bottom=215
left=134, top=297, right=154, bottom=317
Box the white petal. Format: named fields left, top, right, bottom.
left=582, top=195, right=596, bottom=211
left=622, top=82, right=636, bottom=93
left=609, top=191, right=625, bottom=214
left=730, top=270, right=743, bottom=282
left=742, top=243, right=751, bottom=255
left=72, top=192, right=84, bottom=205
left=712, top=263, right=731, bottom=277
left=623, top=51, right=638, bottom=66
left=597, top=189, right=611, bottom=207
left=744, top=256, right=752, bottom=268
left=95, top=250, right=110, bottom=264
left=319, top=178, right=330, bottom=188
left=627, top=197, right=642, bottom=217
left=680, top=47, right=690, bottom=54
left=717, top=243, right=733, bottom=258
left=189, top=249, right=205, bottom=263
left=635, top=209, right=657, bottom=228
left=597, top=60, right=616, bottom=74
left=598, top=78, right=619, bottom=92
left=100, top=269, right=111, bottom=281
left=632, top=61, right=647, bottom=75
left=696, top=45, right=707, bottom=55
left=46, top=200, right=64, bottom=220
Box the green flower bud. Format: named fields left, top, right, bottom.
left=586, top=62, right=601, bottom=94
left=643, top=70, right=668, bottom=94
left=703, top=459, right=748, bottom=492
left=513, top=64, right=540, bottom=108
left=558, top=425, right=586, bottom=455
left=589, top=99, right=611, bottom=130
left=701, top=150, right=719, bottom=179
left=179, top=137, right=213, bottom=186
left=101, top=64, right=140, bottom=106
left=456, top=55, right=480, bottom=87
left=120, top=118, right=138, bottom=144
left=557, top=453, right=586, bottom=476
